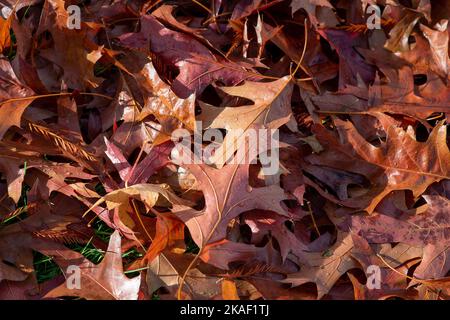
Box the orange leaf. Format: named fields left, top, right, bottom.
left=0, top=14, right=12, bottom=52
left=221, top=279, right=240, bottom=300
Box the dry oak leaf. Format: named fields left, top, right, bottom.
left=36, top=0, right=102, bottom=89
left=0, top=8, right=12, bottom=52
left=173, top=159, right=290, bottom=249
left=44, top=231, right=141, bottom=300
left=346, top=195, right=450, bottom=280
left=243, top=210, right=309, bottom=262
left=119, top=14, right=256, bottom=98
left=136, top=62, right=196, bottom=144
left=283, top=232, right=357, bottom=299
left=198, top=76, right=296, bottom=167
left=86, top=184, right=191, bottom=233
left=142, top=213, right=185, bottom=265
left=309, top=117, right=450, bottom=213
left=347, top=195, right=450, bottom=247
left=336, top=118, right=450, bottom=211
left=0, top=58, right=35, bottom=139
left=152, top=4, right=224, bottom=57
left=308, top=62, right=450, bottom=121
left=89, top=184, right=190, bottom=212
left=317, top=28, right=376, bottom=88
left=420, top=20, right=449, bottom=80
left=25, top=162, right=97, bottom=202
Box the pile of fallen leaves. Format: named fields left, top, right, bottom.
left=0, top=0, right=449, bottom=300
